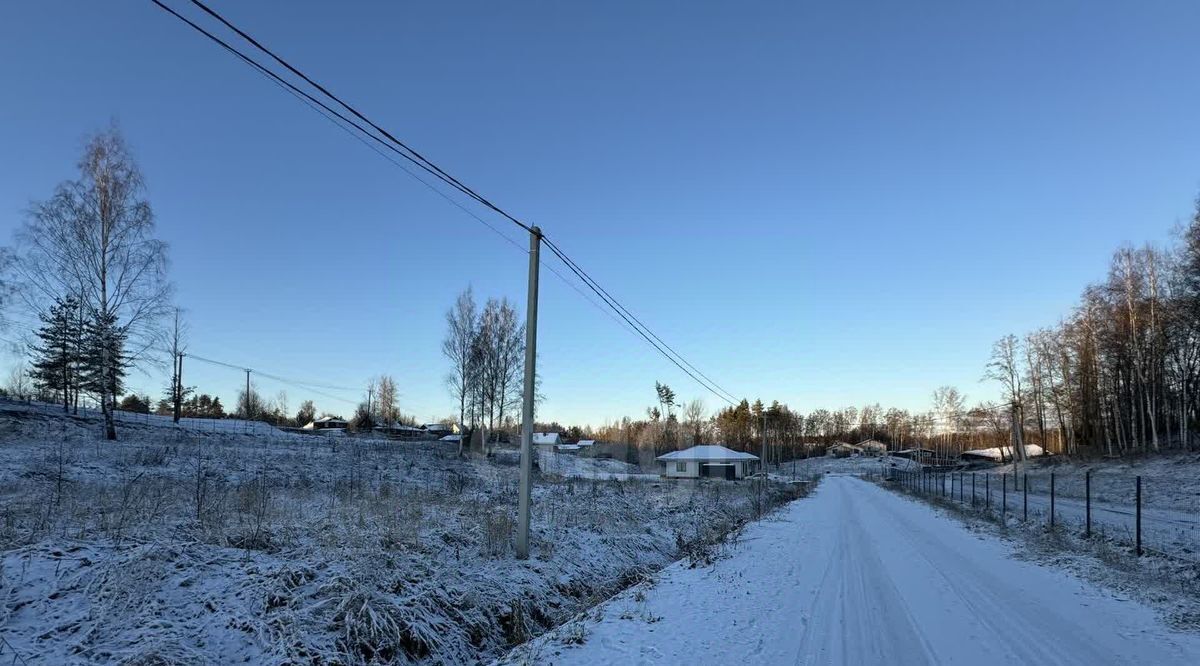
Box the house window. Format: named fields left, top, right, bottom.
left=676, top=462, right=687, bottom=473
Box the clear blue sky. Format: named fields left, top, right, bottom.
left=2, top=1, right=1198, bottom=425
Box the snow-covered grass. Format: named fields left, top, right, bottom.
left=991, top=452, right=1200, bottom=515
left=0, top=406, right=805, bottom=664
left=3, top=398, right=287, bottom=435
left=534, top=449, right=658, bottom=481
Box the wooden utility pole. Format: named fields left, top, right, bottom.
left=245, top=369, right=252, bottom=419
left=516, top=226, right=542, bottom=559
left=173, top=352, right=184, bottom=423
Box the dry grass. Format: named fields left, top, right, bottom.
left=0, top=409, right=805, bottom=664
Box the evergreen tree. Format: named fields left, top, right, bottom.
left=194, top=394, right=213, bottom=417
left=28, top=295, right=81, bottom=413
left=79, top=309, right=129, bottom=438
left=118, top=394, right=151, bottom=414
left=210, top=396, right=225, bottom=419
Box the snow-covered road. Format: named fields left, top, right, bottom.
left=504, top=475, right=1200, bottom=665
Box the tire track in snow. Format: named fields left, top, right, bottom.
left=501, top=475, right=1200, bottom=666
left=853, top=483, right=1109, bottom=664
left=792, top=479, right=937, bottom=665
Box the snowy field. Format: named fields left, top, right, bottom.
left=0, top=407, right=803, bottom=664
left=2, top=398, right=288, bottom=436
left=503, top=476, right=1200, bottom=665
left=534, top=449, right=658, bottom=481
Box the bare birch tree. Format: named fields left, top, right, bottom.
left=13, top=126, right=170, bottom=439
left=443, top=287, right=478, bottom=455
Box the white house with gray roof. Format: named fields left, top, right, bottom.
left=656, top=445, right=760, bottom=480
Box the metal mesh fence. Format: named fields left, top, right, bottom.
left=881, top=466, right=1200, bottom=563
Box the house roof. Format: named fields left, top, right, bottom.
left=576, top=439, right=595, bottom=447
left=656, top=445, right=760, bottom=462
left=533, top=432, right=562, bottom=445
left=961, top=444, right=1046, bottom=461
left=314, top=416, right=346, bottom=423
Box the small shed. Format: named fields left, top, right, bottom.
left=533, top=432, right=563, bottom=447
left=857, top=439, right=888, bottom=457
left=422, top=423, right=454, bottom=437
left=827, top=442, right=862, bottom=458
left=656, top=445, right=760, bottom=479
left=575, top=439, right=596, bottom=448
left=303, top=416, right=347, bottom=430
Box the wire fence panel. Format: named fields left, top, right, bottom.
left=880, top=465, right=1200, bottom=565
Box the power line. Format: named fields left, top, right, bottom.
left=261, top=62, right=644, bottom=338
left=185, top=352, right=363, bottom=395
left=542, top=236, right=740, bottom=404
left=147, top=0, right=638, bottom=341
left=183, top=0, right=532, bottom=233
left=149, top=0, right=738, bottom=405
left=540, top=240, right=735, bottom=405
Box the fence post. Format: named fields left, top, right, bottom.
left=1050, top=472, right=1056, bottom=528
left=1136, top=475, right=1143, bottom=557
left=986, top=473, right=991, bottom=510
left=959, top=472, right=964, bottom=503
left=1085, top=470, right=1091, bottom=537
left=972, top=472, right=976, bottom=507
left=1023, top=472, right=1028, bottom=521
left=1002, top=473, right=1007, bottom=522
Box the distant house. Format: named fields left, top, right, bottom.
left=377, top=424, right=428, bottom=441
left=422, top=423, right=455, bottom=437
left=533, top=432, right=562, bottom=447
left=856, top=439, right=888, bottom=457
left=303, top=416, right=347, bottom=430
left=827, top=442, right=862, bottom=458
left=656, top=445, right=759, bottom=480
left=576, top=439, right=596, bottom=448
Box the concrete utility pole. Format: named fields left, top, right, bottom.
left=367, top=387, right=374, bottom=424
left=516, top=226, right=542, bottom=559
left=761, top=414, right=768, bottom=474
left=173, top=352, right=184, bottom=423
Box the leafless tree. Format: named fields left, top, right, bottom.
left=931, top=386, right=965, bottom=457
left=13, top=126, right=170, bottom=439
left=443, top=287, right=477, bottom=455
left=375, top=374, right=400, bottom=426
left=683, top=398, right=707, bottom=445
